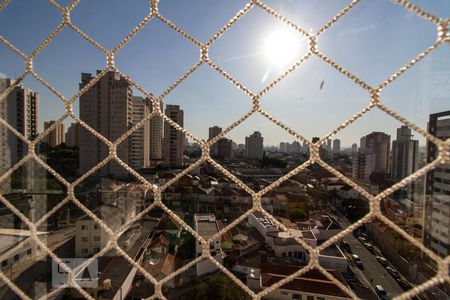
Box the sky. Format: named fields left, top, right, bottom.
left=0, top=0, right=449, bottom=147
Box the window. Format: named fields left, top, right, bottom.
left=81, top=225, right=87, bottom=230
left=81, top=248, right=88, bottom=254
left=1, top=260, right=7, bottom=267
left=81, top=237, right=88, bottom=242
left=93, top=236, right=100, bottom=241
left=14, top=254, right=19, bottom=262
left=307, top=296, right=314, bottom=300
left=27, top=249, right=32, bottom=256
left=292, top=294, right=302, bottom=300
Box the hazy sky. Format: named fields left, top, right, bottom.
left=0, top=0, right=449, bottom=147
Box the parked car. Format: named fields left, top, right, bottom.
left=375, top=285, right=389, bottom=300
left=341, top=241, right=352, bottom=252
left=352, top=254, right=364, bottom=269
left=396, top=279, right=412, bottom=291
left=363, top=242, right=374, bottom=252
left=386, top=266, right=401, bottom=279
left=376, top=256, right=388, bottom=266
left=357, top=236, right=367, bottom=244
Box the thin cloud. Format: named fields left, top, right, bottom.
left=338, top=23, right=379, bottom=37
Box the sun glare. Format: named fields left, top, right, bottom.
left=263, top=28, right=302, bottom=68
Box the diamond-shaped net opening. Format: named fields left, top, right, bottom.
left=0, top=0, right=449, bottom=299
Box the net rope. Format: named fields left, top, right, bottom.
left=0, top=0, right=448, bottom=299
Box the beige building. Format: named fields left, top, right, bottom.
left=65, top=122, right=79, bottom=147
left=149, top=102, right=163, bottom=165
left=164, top=105, right=184, bottom=167
left=360, top=131, right=390, bottom=174
left=352, top=151, right=376, bottom=182
left=130, top=96, right=150, bottom=170
left=130, top=96, right=163, bottom=169
left=78, top=71, right=132, bottom=178
left=245, top=131, right=263, bottom=160
left=75, top=205, right=121, bottom=258
left=0, top=78, right=39, bottom=193
left=43, top=120, right=64, bottom=147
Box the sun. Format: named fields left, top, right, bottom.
left=263, top=28, right=302, bottom=68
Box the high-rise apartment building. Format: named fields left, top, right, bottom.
left=326, top=139, right=332, bottom=153
left=360, top=132, right=391, bottom=174
left=351, top=143, right=358, bottom=154
left=0, top=78, right=39, bottom=192
left=209, top=126, right=222, bottom=140
left=215, top=138, right=233, bottom=159
left=391, top=126, right=419, bottom=181
left=291, top=141, right=302, bottom=154
left=65, top=122, right=79, bottom=147
left=352, top=151, right=376, bottom=182
left=78, top=71, right=132, bottom=178
left=43, top=120, right=64, bottom=147
left=130, top=96, right=150, bottom=170
left=245, top=131, right=263, bottom=160
left=129, top=96, right=163, bottom=169
left=279, top=142, right=287, bottom=153
left=164, top=105, right=184, bottom=167
left=149, top=102, right=163, bottom=166
left=423, top=111, right=450, bottom=258
left=209, top=126, right=222, bottom=157
left=332, top=139, right=341, bottom=154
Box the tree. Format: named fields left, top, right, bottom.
left=195, top=274, right=248, bottom=300
left=45, top=143, right=79, bottom=180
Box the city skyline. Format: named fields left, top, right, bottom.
left=0, top=2, right=449, bottom=299
left=0, top=0, right=449, bottom=147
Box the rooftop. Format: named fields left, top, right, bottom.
left=319, top=243, right=345, bottom=258
left=252, top=211, right=278, bottom=229
left=261, top=263, right=349, bottom=298
left=194, top=213, right=219, bottom=239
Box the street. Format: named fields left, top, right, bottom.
left=330, top=213, right=405, bottom=299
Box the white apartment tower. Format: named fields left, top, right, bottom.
left=391, top=126, right=419, bottom=181
left=0, top=78, right=39, bottom=193
left=423, top=111, right=450, bottom=258
left=78, top=71, right=133, bottom=178
left=164, top=105, right=184, bottom=167
left=245, top=131, right=264, bottom=160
